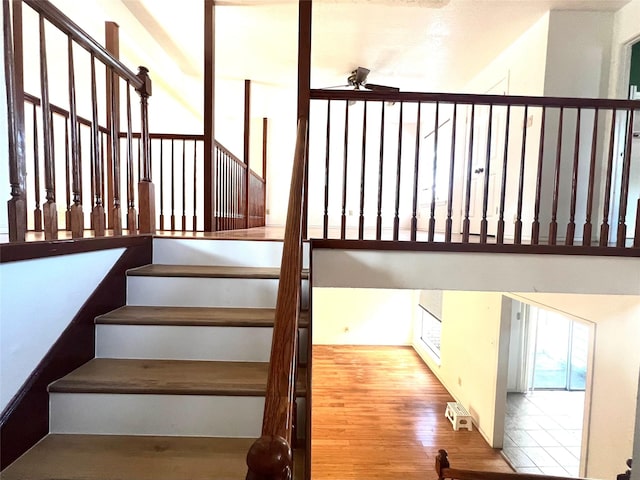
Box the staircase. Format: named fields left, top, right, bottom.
left=2, top=237, right=309, bottom=479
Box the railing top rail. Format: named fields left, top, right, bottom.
left=310, top=88, right=640, bottom=109
left=215, top=141, right=246, bottom=168
left=249, top=169, right=266, bottom=183
left=23, top=0, right=143, bottom=89
left=246, top=118, right=308, bottom=477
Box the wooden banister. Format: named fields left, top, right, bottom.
left=246, top=118, right=308, bottom=479
left=437, top=450, right=592, bottom=480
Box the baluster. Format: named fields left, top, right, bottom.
left=135, top=66, right=155, bottom=234
left=376, top=102, right=386, bottom=240
left=78, top=123, right=83, bottom=208
left=462, top=104, right=475, bottom=243
left=358, top=101, right=368, bottom=240
left=549, top=107, right=564, bottom=245
left=341, top=101, right=349, bottom=239
left=323, top=100, right=331, bottom=238
left=67, top=38, right=83, bottom=237
left=171, top=140, right=175, bottom=230
left=64, top=119, right=71, bottom=230
left=616, top=108, right=635, bottom=247
left=182, top=139, right=187, bottom=231
left=480, top=104, right=493, bottom=244
left=32, top=104, right=42, bottom=231
left=515, top=106, right=529, bottom=245
left=531, top=107, right=547, bottom=244
left=223, top=154, right=227, bottom=230
left=583, top=108, right=599, bottom=246
left=193, top=140, right=198, bottom=231
left=39, top=14, right=58, bottom=239
left=4, top=0, right=27, bottom=241
left=101, top=132, right=106, bottom=228
left=158, top=139, right=164, bottom=230
left=429, top=102, right=439, bottom=242
left=566, top=108, right=581, bottom=245
left=109, top=70, right=122, bottom=235
left=216, top=148, right=220, bottom=230
left=445, top=103, right=458, bottom=243
left=411, top=102, right=422, bottom=241
left=89, top=54, right=104, bottom=236
left=497, top=105, right=511, bottom=244
left=393, top=102, right=404, bottom=241
left=125, top=83, right=136, bottom=234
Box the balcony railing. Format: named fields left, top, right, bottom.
left=307, top=89, right=640, bottom=249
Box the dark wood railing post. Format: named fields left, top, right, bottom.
left=4, top=0, right=27, bottom=242
left=436, top=449, right=450, bottom=480
left=203, top=0, right=216, bottom=232
left=246, top=435, right=292, bottom=480
left=244, top=78, right=251, bottom=229
left=135, top=66, right=155, bottom=234
left=105, top=21, right=119, bottom=231
left=67, top=37, right=83, bottom=237
left=39, top=13, right=58, bottom=240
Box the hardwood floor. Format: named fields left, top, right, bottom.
left=311, top=346, right=513, bottom=479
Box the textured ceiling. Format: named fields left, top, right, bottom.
left=132, top=0, right=629, bottom=94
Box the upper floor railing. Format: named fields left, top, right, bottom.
left=3, top=0, right=265, bottom=243
left=307, top=89, right=640, bottom=249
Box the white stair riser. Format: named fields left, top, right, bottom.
left=49, top=393, right=263, bottom=437
left=127, top=277, right=309, bottom=309
left=96, top=325, right=310, bottom=362
left=153, top=238, right=310, bottom=269
left=96, top=325, right=269, bottom=361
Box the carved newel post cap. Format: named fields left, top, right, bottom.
left=246, top=435, right=292, bottom=480
left=136, top=66, right=152, bottom=97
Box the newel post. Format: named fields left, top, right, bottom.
left=435, top=449, right=450, bottom=480
left=135, top=66, right=155, bottom=234
left=4, top=0, right=27, bottom=242
left=246, top=435, right=292, bottom=480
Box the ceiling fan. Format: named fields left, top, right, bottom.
left=328, top=67, right=400, bottom=93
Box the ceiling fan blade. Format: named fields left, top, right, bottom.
left=365, top=83, right=400, bottom=93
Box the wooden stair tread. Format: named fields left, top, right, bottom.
left=49, top=358, right=307, bottom=396
left=1, top=434, right=305, bottom=480
left=96, top=305, right=309, bottom=328
left=127, top=264, right=309, bottom=279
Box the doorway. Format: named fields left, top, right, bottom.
left=502, top=302, right=593, bottom=477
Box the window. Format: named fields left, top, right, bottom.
left=419, top=304, right=442, bottom=363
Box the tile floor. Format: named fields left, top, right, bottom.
left=503, top=391, right=585, bottom=476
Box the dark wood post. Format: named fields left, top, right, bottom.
left=39, top=14, right=58, bottom=240
left=135, top=66, right=155, bottom=233
left=244, top=79, right=251, bottom=229
left=263, top=117, right=268, bottom=224
left=246, top=435, right=292, bottom=480
left=203, top=0, right=216, bottom=232
left=435, top=449, right=450, bottom=480
left=67, top=37, right=83, bottom=237
left=4, top=0, right=27, bottom=242
left=298, top=0, right=311, bottom=239
left=105, top=21, right=120, bottom=232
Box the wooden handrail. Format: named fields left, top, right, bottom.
left=311, top=89, right=640, bottom=109
left=23, top=0, right=142, bottom=90
left=436, top=450, right=591, bottom=480
left=246, top=118, right=308, bottom=479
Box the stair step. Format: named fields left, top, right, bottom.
left=96, top=305, right=310, bottom=328
left=49, top=358, right=307, bottom=396
left=127, top=264, right=309, bottom=279
left=126, top=265, right=309, bottom=309
left=1, top=434, right=305, bottom=479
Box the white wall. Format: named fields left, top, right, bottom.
left=312, top=288, right=415, bottom=345
left=0, top=248, right=124, bottom=411
left=413, top=291, right=509, bottom=446
left=510, top=292, right=640, bottom=480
